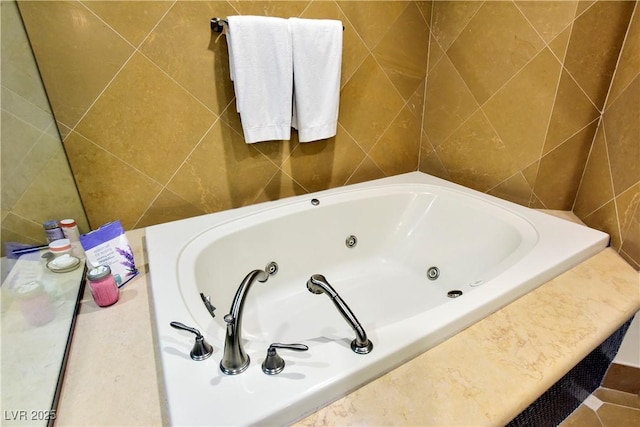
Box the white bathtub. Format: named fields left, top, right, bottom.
left=146, top=172, right=608, bottom=426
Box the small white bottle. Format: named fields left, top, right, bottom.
left=59, top=218, right=83, bottom=256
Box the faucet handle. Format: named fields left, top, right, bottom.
left=170, top=321, right=213, bottom=361
left=262, top=343, right=309, bottom=375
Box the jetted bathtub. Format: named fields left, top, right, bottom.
left=146, top=171, right=609, bottom=426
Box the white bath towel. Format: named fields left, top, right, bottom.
left=289, top=18, right=343, bottom=143
left=226, top=16, right=293, bottom=143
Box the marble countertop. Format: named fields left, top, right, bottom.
left=54, top=212, right=639, bottom=426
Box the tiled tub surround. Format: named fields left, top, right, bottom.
left=53, top=212, right=639, bottom=426
left=17, top=1, right=640, bottom=270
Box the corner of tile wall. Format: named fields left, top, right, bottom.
left=420, top=0, right=639, bottom=270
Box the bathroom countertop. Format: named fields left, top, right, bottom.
left=54, top=212, right=639, bottom=426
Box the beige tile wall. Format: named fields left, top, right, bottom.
left=420, top=0, right=638, bottom=269
left=17, top=0, right=431, bottom=230
left=16, top=1, right=639, bottom=269
left=574, top=5, right=640, bottom=269
left=1, top=0, right=89, bottom=256
left=420, top=1, right=633, bottom=207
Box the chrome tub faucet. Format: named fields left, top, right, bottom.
left=220, top=268, right=272, bottom=375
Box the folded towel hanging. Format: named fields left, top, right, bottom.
left=226, top=16, right=293, bottom=144
left=289, top=18, right=343, bottom=143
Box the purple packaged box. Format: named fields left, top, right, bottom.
left=80, top=220, right=138, bottom=287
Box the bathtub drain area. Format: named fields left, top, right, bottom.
left=447, top=290, right=463, bottom=298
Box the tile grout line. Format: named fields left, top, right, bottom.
left=361, top=4, right=420, bottom=161
left=603, top=123, right=625, bottom=251
left=131, top=116, right=220, bottom=230
left=73, top=0, right=236, bottom=229
left=598, top=0, right=638, bottom=110
left=424, top=0, right=575, bottom=186
left=513, top=0, right=578, bottom=208
left=571, top=117, right=619, bottom=222
left=420, top=27, right=455, bottom=180
left=416, top=1, right=435, bottom=172
left=571, top=2, right=638, bottom=230
left=570, top=115, right=604, bottom=216
left=65, top=1, right=177, bottom=139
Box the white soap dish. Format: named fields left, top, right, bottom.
left=47, top=255, right=82, bottom=273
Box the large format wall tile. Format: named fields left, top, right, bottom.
left=603, top=76, right=639, bottom=196
left=606, top=6, right=639, bottom=108
left=64, top=131, right=162, bottom=229
left=254, top=169, right=307, bottom=203
left=617, top=183, right=640, bottom=268
left=573, top=127, right=614, bottom=218
left=430, top=1, right=482, bottom=52
left=136, top=188, right=206, bottom=229
left=81, top=0, right=173, bottom=47
left=372, top=2, right=429, bottom=101
left=338, top=55, right=406, bottom=152
left=515, top=1, right=577, bottom=45
left=167, top=120, right=279, bottom=213
left=563, top=1, right=635, bottom=109
left=447, top=1, right=544, bottom=105
left=543, top=70, right=600, bottom=155
left=230, top=1, right=310, bottom=18
left=487, top=172, right=534, bottom=207
left=337, top=1, right=409, bottom=51
left=534, top=121, right=597, bottom=210
left=347, top=156, right=387, bottom=186
left=436, top=110, right=516, bottom=192
left=422, top=55, right=478, bottom=148
left=74, top=52, right=216, bottom=186
left=369, top=106, right=421, bottom=176
left=140, top=1, right=237, bottom=114
left=282, top=125, right=366, bottom=193
left=17, top=1, right=134, bottom=129
left=482, top=48, right=561, bottom=172
left=419, top=132, right=450, bottom=182
left=584, top=200, right=622, bottom=250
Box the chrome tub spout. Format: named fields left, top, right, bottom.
left=220, top=269, right=270, bottom=375
left=306, top=274, right=373, bottom=354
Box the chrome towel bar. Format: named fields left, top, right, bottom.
left=210, top=17, right=344, bottom=33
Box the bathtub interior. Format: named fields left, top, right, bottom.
left=179, top=185, right=539, bottom=344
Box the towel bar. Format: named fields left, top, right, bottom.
left=211, top=17, right=344, bottom=33
left=211, top=18, right=227, bottom=33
